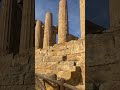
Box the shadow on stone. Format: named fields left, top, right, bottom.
left=65, top=66, right=83, bottom=86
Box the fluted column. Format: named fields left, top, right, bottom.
left=58, top=0, right=68, bottom=44
left=35, top=20, right=44, bottom=49
left=109, top=0, right=120, bottom=30
left=43, top=12, right=52, bottom=49
left=0, top=0, right=17, bottom=54
left=80, top=0, right=85, bottom=87
left=19, top=0, right=35, bottom=53
left=80, top=0, right=85, bottom=38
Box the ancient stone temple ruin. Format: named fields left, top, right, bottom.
left=0, top=0, right=85, bottom=89
left=0, top=0, right=120, bottom=90
left=35, top=0, right=85, bottom=89
left=35, top=0, right=120, bottom=89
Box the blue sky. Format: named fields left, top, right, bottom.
left=86, top=0, right=110, bottom=28
left=35, top=0, right=110, bottom=37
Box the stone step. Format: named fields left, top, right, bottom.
left=57, top=66, right=81, bottom=80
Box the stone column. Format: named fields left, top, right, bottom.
left=58, top=0, right=68, bottom=44
left=80, top=0, right=85, bottom=88
left=35, top=20, right=44, bottom=49
left=43, top=12, right=52, bottom=49
left=109, top=0, right=120, bottom=30
left=80, top=0, right=85, bottom=38
left=0, top=0, right=17, bottom=54
left=19, top=0, right=35, bottom=53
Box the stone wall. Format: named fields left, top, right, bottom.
left=86, top=30, right=120, bottom=90
left=0, top=51, right=35, bottom=90
left=35, top=39, right=85, bottom=89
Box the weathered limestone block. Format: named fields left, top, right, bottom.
left=35, top=40, right=85, bottom=88
left=0, top=86, right=12, bottom=90
left=73, top=43, right=81, bottom=54
left=75, top=39, right=85, bottom=53
left=43, top=56, right=64, bottom=62
left=65, top=40, right=85, bottom=54
left=58, top=0, right=68, bottom=43
left=99, top=81, right=120, bottom=90
left=86, top=33, right=117, bottom=66
left=59, top=61, right=76, bottom=66
left=35, top=49, right=40, bottom=55
left=57, top=64, right=76, bottom=72
left=53, top=43, right=67, bottom=51
left=75, top=53, right=85, bottom=61
left=40, top=49, right=48, bottom=53
left=86, top=83, right=95, bottom=90
left=12, top=56, right=29, bottom=66
left=36, top=61, right=71, bottom=74
left=43, top=12, right=53, bottom=49
left=57, top=50, right=66, bottom=56
left=24, top=73, right=35, bottom=85
left=86, top=62, right=120, bottom=83
left=35, top=49, right=45, bottom=59
left=0, top=54, right=13, bottom=76
left=57, top=71, right=72, bottom=80
left=10, top=85, right=27, bottom=90
left=67, top=54, right=81, bottom=61
left=64, top=48, right=71, bottom=55
left=35, top=56, right=43, bottom=62
left=0, top=85, right=30, bottom=90
left=57, top=66, right=82, bottom=86
left=0, top=75, right=23, bottom=85
left=76, top=85, right=85, bottom=90
left=47, top=49, right=58, bottom=56
left=86, top=31, right=120, bottom=85
left=10, top=63, right=30, bottom=75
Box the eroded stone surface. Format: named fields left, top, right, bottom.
left=86, top=30, right=120, bottom=90
left=35, top=39, right=85, bottom=90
